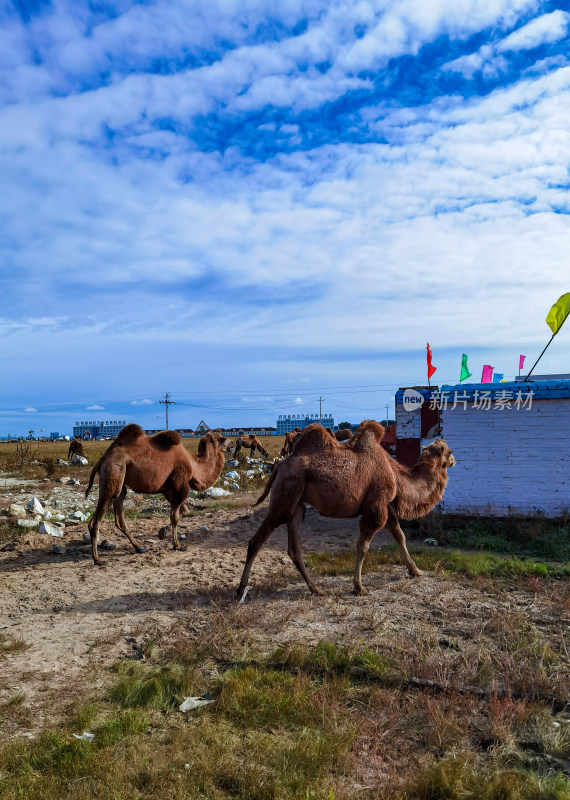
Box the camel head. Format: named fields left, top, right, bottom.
left=421, top=439, right=455, bottom=469
left=198, top=430, right=229, bottom=455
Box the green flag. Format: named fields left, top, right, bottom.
left=546, top=293, right=570, bottom=336
left=460, top=354, right=472, bottom=382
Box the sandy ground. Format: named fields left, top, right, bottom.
left=1, top=487, right=568, bottom=737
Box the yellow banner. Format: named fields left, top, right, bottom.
left=546, top=292, right=570, bottom=336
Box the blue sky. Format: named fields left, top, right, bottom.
left=1, top=0, right=569, bottom=435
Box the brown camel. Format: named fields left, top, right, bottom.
left=280, top=427, right=302, bottom=457
left=237, top=421, right=455, bottom=596
left=68, top=437, right=85, bottom=460
left=325, top=426, right=353, bottom=442
left=234, top=434, right=269, bottom=459
left=85, top=424, right=228, bottom=566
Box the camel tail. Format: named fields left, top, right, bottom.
left=85, top=458, right=103, bottom=497
left=254, top=466, right=278, bottom=505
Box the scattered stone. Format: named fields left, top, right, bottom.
left=231, top=482, right=239, bottom=491
left=71, top=455, right=89, bottom=466
left=69, top=478, right=81, bottom=486
left=82, top=532, right=91, bottom=543
left=68, top=511, right=89, bottom=522
left=100, top=541, right=117, bottom=550
left=424, top=538, right=439, bottom=546
left=9, top=503, right=27, bottom=518
left=225, top=459, right=239, bottom=468
left=27, top=497, right=44, bottom=515
left=56, top=459, right=70, bottom=466
left=199, top=525, right=209, bottom=532
left=39, top=521, right=64, bottom=537
left=145, top=539, right=158, bottom=544
left=17, top=519, right=38, bottom=529
left=225, top=471, right=239, bottom=480
left=52, top=544, right=66, bottom=554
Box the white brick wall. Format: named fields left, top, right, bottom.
left=441, top=400, right=570, bottom=516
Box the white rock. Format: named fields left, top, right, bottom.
left=9, top=503, right=27, bottom=518
left=39, top=521, right=64, bottom=537
left=225, top=459, right=239, bottom=468
left=225, top=471, right=239, bottom=480
left=17, top=519, right=38, bottom=528
left=68, top=510, right=89, bottom=522
left=203, top=487, right=231, bottom=498
left=69, top=478, right=81, bottom=486
left=27, top=497, right=44, bottom=515
left=71, top=455, right=88, bottom=466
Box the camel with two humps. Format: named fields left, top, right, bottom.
left=238, top=421, right=455, bottom=596
left=85, top=424, right=228, bottom=566
left=233, top=434, right=270, bottom=459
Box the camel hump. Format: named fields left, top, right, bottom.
left=150, top=430, right=182, bottom=450
left=290, top=424, right=338, bottom=456
left=114, top=424, right=146, bottom=446
left=348, top=420, right=385, bottom=450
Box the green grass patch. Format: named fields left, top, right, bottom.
left=111, top=660, right=198, bottom=709
left=272, top=640, right=398, bottom=682
left=307, top=546, right=570, bottom=579
left=418, top=512, right=570, bottom=562
left=403, top=752, right=570, bottom=800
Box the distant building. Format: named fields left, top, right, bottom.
left=220, top=426, right=277, bottom=437
left=276, top=413, right=334, bottom=434
left=73, top=420, right=127, bottom=439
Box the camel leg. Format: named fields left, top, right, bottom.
left=237, top=516, right=279, bottom=595
left=88, top=461, right=126, bottom=566
left=168, top=482, right=190, bottom=551
left=287, top=504, right=323, bottom=595
left=385, top=505, right=423, bottom=577
left=113, top=487, right=147, bottom=554
left=354, top=508, right=387, bottom=595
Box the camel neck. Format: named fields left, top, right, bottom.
left=190, top=445, right=225, bottom=491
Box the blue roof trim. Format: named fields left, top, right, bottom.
left=395, top=380, right=570, bottom=404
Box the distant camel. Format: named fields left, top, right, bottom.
left=234, top=434, right=269, bottom=459
left=238, top=421, right=455, bottom=596
left=280, top=427, right=302, bottom=457
left=85, top=424, right=228, bottom=566
left=68, top=437, right=85, bottom=461
left=325, top=427, right=353, bottom=442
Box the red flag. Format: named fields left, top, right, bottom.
left=426, top=342, right=437, bottom=379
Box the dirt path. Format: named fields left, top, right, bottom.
left=1, top=497, right=567, bottom=736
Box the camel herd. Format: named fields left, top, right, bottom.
left=85, top=421, right=455, bottom=594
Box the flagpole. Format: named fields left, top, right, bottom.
left=524, top=334, right=555, bottom=381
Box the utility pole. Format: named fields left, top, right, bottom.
left=319, top=396, right=322, bottom=425
left=385, top=404, right=389, bottom=425
left=159, top=393, right=176, bottom=430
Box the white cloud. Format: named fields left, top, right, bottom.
left=294, top=397, right=303, bottom=404
left=24, top=407, right=37, bottom=413
left=86, top=404, right=104, bottom=410
left=130, top=399, right=153, bottom=406
left=497, top=10, right=570, bottom=52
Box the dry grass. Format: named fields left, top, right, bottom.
left=1, top=627, right=568, bottom=800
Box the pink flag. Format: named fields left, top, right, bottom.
left=481, top=365, right=494, bottom=383
left=519, top=355, right=525, bottom=370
